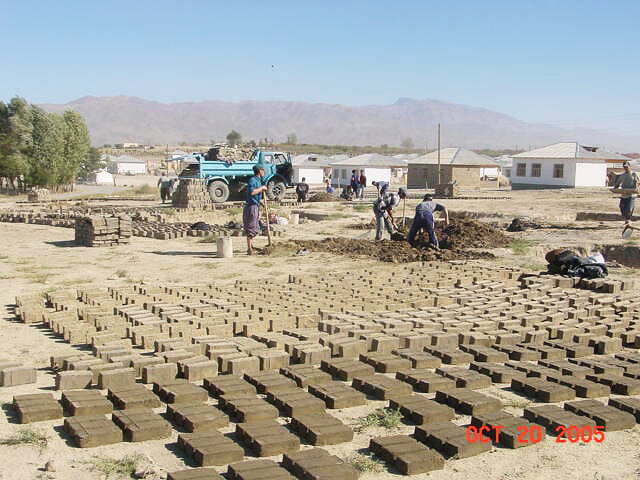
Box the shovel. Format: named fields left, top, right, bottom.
left=622, top=224, right=638, bottom=239
left=263, top=196, right=272, bottom=247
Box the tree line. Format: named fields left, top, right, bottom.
left=0, top=96, right=102, bottom=192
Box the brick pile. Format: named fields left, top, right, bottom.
left=172, top=179, right=213, bottom=209
left=27, top=187, right=51, bottom=202
left=74, top=215, right=132, bottom=247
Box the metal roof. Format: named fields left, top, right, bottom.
left=512, top=142, right=629, bottom=161
left=410, top=148, right=498, bottom=167
left=330, top=153, right=407, bottom=167
left=292, top=154, right=333, bottom=168
left=107, top=154, right=146, bottom=164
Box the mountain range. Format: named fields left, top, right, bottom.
left=40, top=96, right=638, bottom=151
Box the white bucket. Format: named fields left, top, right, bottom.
left=290, top=213, right=300, bottom=225
left=216, top=237, right=233, bottom=258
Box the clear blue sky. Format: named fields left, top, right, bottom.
left=1, top=0, right=639, bottom=134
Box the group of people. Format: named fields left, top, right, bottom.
left=371, top=181, right=449, bottom=248
left=350, top=169, right=367, bottom=199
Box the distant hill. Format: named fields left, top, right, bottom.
left=40, top=95, right=639, bottom=151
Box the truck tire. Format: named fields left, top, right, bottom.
left=208, top=180, right=230, bottom=203
left=267, top=180, right=286, bottom=201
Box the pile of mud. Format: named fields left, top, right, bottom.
left=434, top=215, right=510, bottom=249
left=307, top=192, right=340, bottom=202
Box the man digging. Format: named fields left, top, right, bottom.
left=244, top=165, right=268, bottom=255
left=373, top=187, right=407, bottom=241
left=407, top=194, right=449, bottom=249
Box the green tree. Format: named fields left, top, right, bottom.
left=226, top=130, right=242, bottom=147
left=78, top=147, right=105, bottom=181
left=61, top=110, right=90, bottom=187
left=0, top=97, right=33, bottom=191
left=286, top=132, right=298, bottom=145
left=401, top=138, right=414, bottom=149
left=27, top=106, right=64, bottom=188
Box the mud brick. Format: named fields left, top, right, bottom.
left=414, top=422, right=491, bottom=458
left=181, top=360, right=218, bottom=381
left=56, top=370, right=92, bottom=390
left=87, top=362, right=124, bottom=383
left=430, top=332, right=458, bottom=349
left=293, top=344, right=331, bottom=365
left=221, top=395, right=278, bottom=422
left=227, top=459, right=296, bottom=480
left=236, top=420, right=300, bottom=456
left=460, top=345, right=508, bottom=363
left=436, top=367, right=491, bottom=389
left=0, top=365, right=36, bottom=386
left=97, top=367, right=136, bottom=390
left=107, top=384, right=162, bottom=409
left=494, top=333, right=521, bottom=345
left=608, top=397, right=640, bottom=422
left=511, top=377, right=575, bottom=402
left=586, top=374, right=640, bottom=395
left=130, top=357, right=164, bottom=377
left=524, top=404, right=596, bottom=431
left=565, top=399, right=635, bottom=430
left=253, top=349, right=290, bottom=371
left=539, top=359, right=591, bottom=378
left=308, top=381, right=366, bottom=409
left=470, top=362, right=523, bottom=384
left=227, top=356, right=260, bottom=375
left=266, top=389, right=326, bottom=417
left=203, top=375, right=255, bottom=398
left=396, top=369, right=457, bottom=393
left=472, top=411, right=545, bottom=448
left=282, top=448, right=359, bottom=480
left=290, top=412, right=353, bottom=445
left=13, top=393, right=63, bottom=423
left=157, top=382, right=208, bottom=404
left=506, top=361, right=559, bottom=380
left=589, top=336, right=623, bottom=354
left=522, top=344, right=566, bottom=360
left=320, top=359, right=374, bottom=381
left=352, top=374, right=412, bottom=400
left=544, top=340, right=591, bottom=358
left=64, top=415, right=122, bottom=447
left=112, top=410, right=171, bottom=441
left=393, top=349, right=441, bottom=369
left=61, top=390, right=113, bottom=416
left=167, top=404, right=228, bottom=431
left=359, top=353, right=412, bottom=373
left=142, top=362, right=178, bottom=384
left=280, top=365, right=332, bottom=388
left=168, top=468, right=224, bottom=480
left=549, top=375, right=611, bottom=398
left=370, top=435, right=444, bottom=474
left=434, top=388, right=502, bottom=415
left=51, top=354, right=83, bottom=370
left=492, top=345, right=540, bottom=361
left=244, top=371, right=298, bottom=394
left=425, top=347, right=473, bottom=365
left=179, top=431, right=244, bottom=466
left=389, top=394, right=455, bottom=425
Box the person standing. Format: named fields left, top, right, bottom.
left=407, top=194, right=449, bottom=248
left=614, top=161, right=639, bottom=225
left=296, top=177, right=309, bottom=204
left=373, top=187, right=407, bottom=241
left=244, top=165, right=268, bottom=255
left=350, top=170, right=360, bottom=200
left=358, top=170, right=367, bottom=199
left=325, top=179, right=334, bottom=194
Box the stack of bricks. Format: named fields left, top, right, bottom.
left=172, top=179, right=213, bottom=209
left=74, top=215, right=132, bottom=247
left=27, top=187, right=50, bottom=202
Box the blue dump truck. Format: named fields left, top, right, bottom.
left=177, top=148, right=294, bottom=203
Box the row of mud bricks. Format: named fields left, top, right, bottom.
left=7, top=261, right=640, bottom=478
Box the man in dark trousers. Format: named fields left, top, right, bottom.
left=407, top=194, right=449, bottom=249
left=373, top=187, right=407, bottom=241
left=244, top=165, right=268, bottom=255
left=350, top=170, right=360, bottom=200
left=296, top=177, right=309, bottom=204
left=614, top=160, right=639, bottom=225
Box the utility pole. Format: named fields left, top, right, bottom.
left=436, top=123, right=441, bottom=185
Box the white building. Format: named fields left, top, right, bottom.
left=330, top=153, right=406, bottom=187
left=511, top=142, right=629, bottom=189
left=107, top=155, right=147, bottom=175
left=89, top=170, right=114, bottom=185
left=291, top=154, right=331, bottom=184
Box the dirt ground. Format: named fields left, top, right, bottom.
left=0, top=187, right=638, bottom=480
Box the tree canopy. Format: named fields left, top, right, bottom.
left=226, top=130, right=242, bottom=147
left=0, top=96, right=93, bottom=191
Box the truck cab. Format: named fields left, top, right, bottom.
left=177, top=148, right=294, bottom=203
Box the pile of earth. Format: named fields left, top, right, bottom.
left=307, top=192, right=340, bottom=202
left=434, top=215, right=511, bottom=249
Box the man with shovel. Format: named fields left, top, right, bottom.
left=407, top=194, right=449, bottom=249
left=373, top=187, right=407, bottom=241
left=244, top=165, right=268, bottom=255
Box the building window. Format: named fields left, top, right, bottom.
left=531, top=163, right=541, bottom=177
left=553, top=163, right=564, bottom=178
left=516, top=163, right=526, bottom=176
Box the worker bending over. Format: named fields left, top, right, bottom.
left=373, top=187, right=407, bottom=241
left=407, top=194, right=449, bottom=248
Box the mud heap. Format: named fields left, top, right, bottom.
left=294, top=215, right=510, bottom=263
left=307, top=192, right=340, bottom=202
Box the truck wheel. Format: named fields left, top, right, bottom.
left=267, top=180, right=286, bottom=201
left=208, top=180, right=229, bottom=203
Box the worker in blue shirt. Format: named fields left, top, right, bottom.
left=407, top=194, right=449, bottom=248
left=244, top=165, right=268, bottom=255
